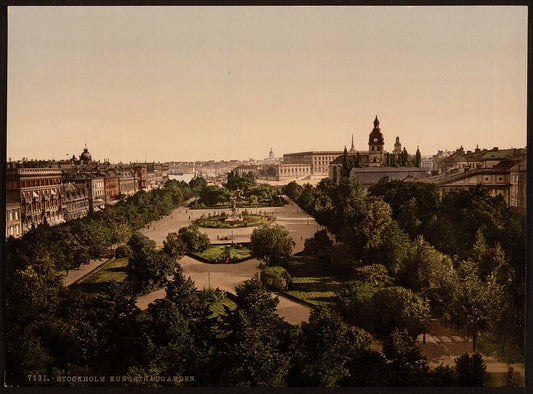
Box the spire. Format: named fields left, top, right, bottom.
left=374, top=115, right=379, bottom=128
left=350, top=134, right=355, bottom=151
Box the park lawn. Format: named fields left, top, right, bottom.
left=282, top=255, right=347, bottom=307
left=194, top=214, right=272, bottom=228
left=72, top=257, right=129, bottom=294
left=209, top=297, right=237, bottom=318
left=192, top=244, right=252, bottom=263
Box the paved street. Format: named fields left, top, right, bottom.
left=137, top=199, right=313, bottom=325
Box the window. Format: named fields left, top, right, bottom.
left=377, top=146, right=381, bottom=151
left=371, top=146, right=375, bottom=151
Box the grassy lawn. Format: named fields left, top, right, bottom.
left=72, top=257, right=129, bottom=294
left=209, top=297, right=237, bottom=318
left=191, top=244, right=252, bottom=263
left=194, top=214, right=272, bottom=228
left=282, top=255, right=347, bottom=307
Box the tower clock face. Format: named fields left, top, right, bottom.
left=374, top=138, right=378, bottom=143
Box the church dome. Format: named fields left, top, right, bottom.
left=80, top=146, right=92, bottom=163
left=368, top=116, right=384, bottom=145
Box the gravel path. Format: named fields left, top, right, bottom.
left=136, top=200, right=314, bottom=325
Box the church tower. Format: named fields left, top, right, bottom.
left=368, top=116, right=385, bottom=167
left=350, top=134, right=355, bottom=152
left=393, top=136, right=402, bottom=155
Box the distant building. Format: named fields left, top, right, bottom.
left=329, top=116, right=410, bottom=184
left=6, top=167, right=64, bottom=232
left=422, top=157, right=527, bottom=213
left=349, top=166, right=428, bottom=188
left=277, top=151, right=343, bottom=181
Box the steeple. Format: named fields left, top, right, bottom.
left=350, top=134, right=355, bottom=152
left=374, top=115, right=379, bottom=128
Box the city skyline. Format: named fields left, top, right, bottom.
left=7, top=6, right=527, bottom=162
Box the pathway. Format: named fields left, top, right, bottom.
left=136, top=200, right=315, bottom=325
left=416, top=320, right=524, bottom=375
left=61, top=258, right=109, bottom=286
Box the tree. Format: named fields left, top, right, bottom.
left=336, top=280, right=378, bottom=328
left=260, top=266, right=293, bottom=291
left=178, top=225, right=210, bottom=253
left=303, top=230, right=333, bottom=263
left=401, top=236, right=456, bottom=316
left=250, top=225, right=294, bottom=267
left=216, top=275, right=290, bottom=387
left=352, top=264, right=392, bottom=286
left=382, top=328, right=430, bottom=386
left=445, top=261, right=504, bottom=351
left=414, top=146, right=421, bottom=168
left=282, top=181, right=302, bottom=201
left=371, top=286, right=430, bottom=339
left=297, top=308, right=372, bottom=386
left=454, top=353, right=487, bottom=386
left=199, top=185, right=229, bottom=206
left=163, top=232, right=187, bottom=261
left=189, top=176, right=207, bottom=194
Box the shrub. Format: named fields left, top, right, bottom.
left=260, top=266, right=293, bottom=291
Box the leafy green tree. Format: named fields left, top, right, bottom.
left=178, top=225, right=210, bottom=253
left=371, top=286, right=430, bottom=339
left=445, top=261, right=504, bottom=351
left=401, top=236, right=456, bottom=316
left=336, top=280, right=378, bottom=328
left=341, top=195, right=392, bottom=261
left=382, top=328, right=430, bottom=386
left=189, top=176, right=207, bottom=194
left=163, top=232, right=187, bottom=261
left=216, top=275, right=290, bottom=387
left=375, top=220, right=413, bottom=277
left=260, top=266, right=293, bottom=291
left=199, top=185, right=229, bottom=206
left=250, top=225, right=294, bottom=267
left=282, top=181, right=303, bottom=201
left=297, top=308, right=372, bottom=386
left=454, top=353, right=487, bottom=386
left=297, top=184, right=317, bottom=214
left=303, top=230, right=333, bottom=263
left=352, top=264, right=392, bottom=286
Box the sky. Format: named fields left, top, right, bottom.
left=7, top=6, right=528, bottom=162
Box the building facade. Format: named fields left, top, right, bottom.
left=104, top=175, right=120, bottom=204
left=6, top=167, right=64, bottom=232
left=6, top=202, right=22, bottom=238
left=132, top=165, right=148, bottom=191
left=117, top=168, right=138, bottom=196
left=61, top=182, right=90, bottom=221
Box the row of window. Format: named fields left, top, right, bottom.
left=20, top=177, right=61, bottom=188
left=7, top=210, right=19, bottom=221
left=279, top=167, right=310, bottom=174
left=6, top=224, right=20, bottom=237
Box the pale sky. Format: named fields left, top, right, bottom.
left=7, top=6, right=527, bottom=162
